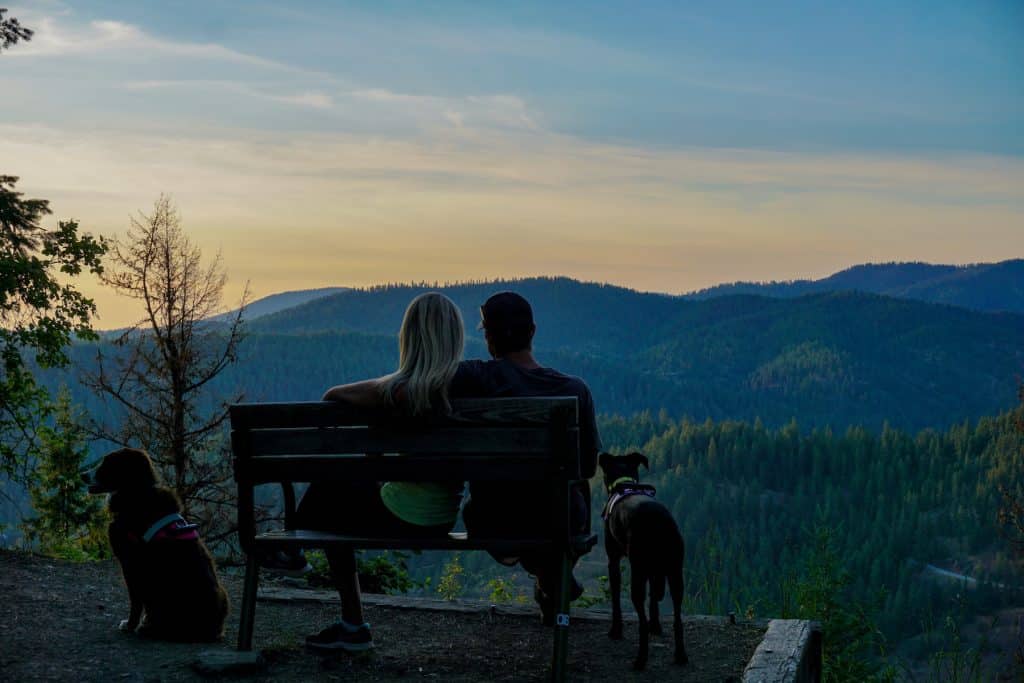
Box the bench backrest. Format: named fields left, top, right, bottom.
left=230, top=397, right=581, bottom=549
left=230, top=397, right=580, bottom=484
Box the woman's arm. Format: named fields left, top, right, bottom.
left=321, top=378, right=388, bottom=406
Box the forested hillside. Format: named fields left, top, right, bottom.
left=456, top=404, right=1024, bottom=659
left=685, top=259, right=1024, bottom=314
left=154, top=278, right=1024, bottom=431
left=26, top=278, right=1024, bottom=440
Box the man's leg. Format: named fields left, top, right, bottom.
left=463, top=493, right=520, bottom=566
left=522, top=483, right=589, bottom=622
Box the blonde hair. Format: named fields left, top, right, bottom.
left=383, top=292, right=465, bottom=415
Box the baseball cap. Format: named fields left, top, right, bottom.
left=479, top=291, right=534, bottom=333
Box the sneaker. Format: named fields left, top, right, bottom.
left=258, top=549, right=312, bottom=578
left=305, top=621, right=374, bottom=653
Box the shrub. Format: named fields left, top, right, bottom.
left=437, top=553, right=464, bottom=601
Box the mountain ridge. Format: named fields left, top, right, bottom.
left=67, top=267, right=1024, bottom=434
left=682, top=259, right=1024, bottom=313
left=176, top=279, right=1024, bottom=432
left=224, top=259, right=1024, bottom=332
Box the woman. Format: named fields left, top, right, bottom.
left=293, top=292, right=466, bottom=653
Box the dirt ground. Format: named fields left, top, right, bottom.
left=1, top=550, right=765, bottom=681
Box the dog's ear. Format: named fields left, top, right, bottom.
left=626, top=451, right=649, bottom=470
left=127, top=449, right=160, bottom=487
left=598, top=452, right=614, bottom=471
left=105, top=448, right=160, bottom=490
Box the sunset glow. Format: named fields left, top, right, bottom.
left=3, top=1, right=1022, bottom=328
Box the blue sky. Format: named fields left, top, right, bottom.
left=2, top=1, right=1022, bottom=326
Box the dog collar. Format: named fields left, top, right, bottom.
left=142, top=513, right=199, bottom=543
left=607, top=476, right=637, bottom=492
left=602, top=483, right=657, bottom=520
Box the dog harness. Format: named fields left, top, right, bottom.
left=140, top=513, right=200, bottom=543
left=602, top=480, right=657, bottom=520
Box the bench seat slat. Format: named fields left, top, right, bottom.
left=254, top=529, right=554, bottom=552
left=236, top=454, right=558, bottom=483
left=253, top=530, right=599, bottom=555
left=245, top=426, right=568, bottom=456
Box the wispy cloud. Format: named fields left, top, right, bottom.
left=6, top=11, right=542, bottom=130
left=4, top=121, right=1021, bottom=229
left=350, top=90, right=539, bottom=131
left=5, top=11, right=334, bottom=81
left=120, top=79, right=335, bottom=110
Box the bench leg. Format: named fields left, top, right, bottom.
left=549, top=549, right=572, bottom=683
left=238, top=552, right=260, bottom=651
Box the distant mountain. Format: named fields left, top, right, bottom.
left=142, top=276, right=1024, bottom=431
left=45, top=275, right=1024, bottom=434
left=684, top=259, right=1024, bottom=313
left=212, top=286, right=348, bottom=323
left=250, top=278, right=682, bottom=356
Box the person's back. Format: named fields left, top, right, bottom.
left=272, top=292, right=468, bottom=654
left=453, top=357, right=598, bottom=534
left=450, top=291, right=601, bottom=619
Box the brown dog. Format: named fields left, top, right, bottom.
left=83, top=448, right=229, bottom=641
left=599, top=451, right=688, bottom=671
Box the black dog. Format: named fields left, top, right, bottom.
left=599, top=451, right=688, bottom=670
left=83, top=448, right=229, bottom=642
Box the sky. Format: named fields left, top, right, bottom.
left=2, top=0, right=1023, bottom=329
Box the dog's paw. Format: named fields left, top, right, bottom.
left=118, top=619, right=138, bottom=633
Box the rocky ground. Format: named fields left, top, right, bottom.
left=1, top=550, right=765, bottom=681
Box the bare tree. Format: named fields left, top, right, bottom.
left=85, top=196, right=248, bottom=544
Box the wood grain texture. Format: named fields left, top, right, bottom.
left=230, top=397, right=579, bottom=429
left=245, top=426, right=565, bottom=456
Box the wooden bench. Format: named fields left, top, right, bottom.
left=231, top=397, right=597, bottom=682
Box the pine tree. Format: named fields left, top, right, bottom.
left=22, top=388, right=109, bottom=560
left=0, top=176, right=105, bottom=483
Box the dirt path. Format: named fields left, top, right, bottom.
left=1, top=550, right=764, bottom=681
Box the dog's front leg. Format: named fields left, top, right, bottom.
left=115, top=550, right=144, bottom=633
left=606, top=537, right=624, bottom=640
left=119, top=583, right=144, bottom=632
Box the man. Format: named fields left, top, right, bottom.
left=451, top=291, right=602, bottom=622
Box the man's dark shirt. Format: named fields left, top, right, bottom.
left=451, top=358, right=602, bottom=479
